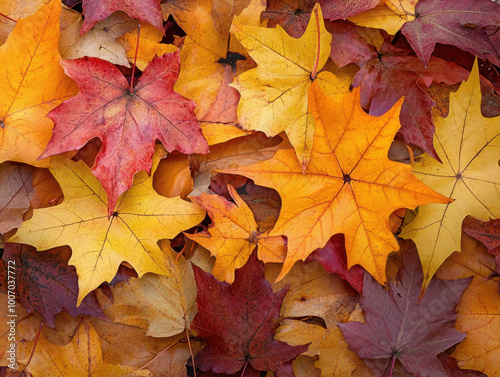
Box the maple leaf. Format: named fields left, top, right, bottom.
left=186, top=185, right=285, bottom=284
left=400, top=59, right=500, bottom=290
left=163, top=0, right=257, bottom=129
left=96, top=241, right=197, bottom=337
left=17, top=319, right=151, bottom=377
left=338, top=243, right=471, bottom=377
left=463, top=216, right=500, bottom=275
left=40, top=51, right=209, bottom=214
left=436, top=232, right=500, bottom=377
left=268, top=261, right=365, bottom=376
left=353, top=39, right=469, bottom=160
left=348, top=0, right=417, bottom=35
left=0, top=0, right=78, bottom=167
left=9, top=147, right=206, bottom=304
left=0, top=243, right=106, bottom=327
left=191, top=252, right=308, bottom=374
left=81, top=0, right=164, bottom=35
left=401, top=0, right=500, bottom=67
left=223, top=81, right=451, bottom=284
left=230, top=3, right=350, bottom=170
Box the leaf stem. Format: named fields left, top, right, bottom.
left=24, top=322, right=44, bottom=371
left=388, top=354, right=397, bottom=377
left=130, top=24, right=141, bottom=93
left=241, top=361, right=248, bottom=377
left=310, top=7, right=321, bottom=80
left=0, top=12, right=17, bottom=23
left=186, top=328, right=197, bottom=377
left=138, top=339, right=180, bottom=370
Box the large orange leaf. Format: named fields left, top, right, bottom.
left=0, top=0, right=78, bottom=167
left=230, top=3, right=350, bottom=170
left=186, top=185, right=286, bottom=283
left=9, top=147, right=205, bottom=304
left=223, top=82, right=451, bottom=283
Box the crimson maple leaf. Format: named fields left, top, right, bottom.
left=41, top=52, right=209, bottom=214
left=338, top=243, right=471, bottom=377
left=401, top=0, right=500, bottom=66
left=191, top=252, right=308, bottom=374
left=353, top=39, right=469, bottom=160
left=81, top=0, right=164, bottom=35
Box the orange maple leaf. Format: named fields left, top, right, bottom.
left=186, top=185, right=286, bottom=284
left=222, top=82, right=452, bottom=283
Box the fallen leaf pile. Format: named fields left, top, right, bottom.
left=0, top=0, right=499, bottom=376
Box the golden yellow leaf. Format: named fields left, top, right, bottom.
left=9, top=147, right=206, bottom=304
left=348, top=0, right=417, bottom=35
left=269, top=262, right=370, bottom=376
left=230, top=3, right=350, bottom=170
left=0, top=0, right=78, bottom=167
left=97, top=243, right=197, bottom=338
left=400, top=59, right=500, bottom=289
left=187, top=185, right=285, bottom=283
left=17, top=319, right=151, bottom=377
left=436, top=233, right=500, bottom=376
left=224, top=81, right=451, bottom=283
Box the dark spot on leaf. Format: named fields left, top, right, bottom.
left=397, top=292, right=402, bottom=298
left=217, top=51, right=246, bottom=71
left=294, top=8, right=304, bottom=15
left=343, top=173, right=351, bottom=184
left=112, top=212, right=118, bottom=217
left=0, top=120, right=4, bottom=128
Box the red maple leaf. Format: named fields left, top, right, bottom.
left=353, top=39, right=469, bottom=160
left=338, top=244, right=471, bottom=377
left=41, top=52, right=208, bottom=214
left=191, top=252, right=307, bottom=375
left=401, top=0, right=500, bottom=66
left=81, top=0, right=164, bottom=35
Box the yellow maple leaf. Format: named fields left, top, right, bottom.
left=0, top=0, right=78, bottom=167
left=186, top=185, right=286, bottom=283
left=97, top=241, right=197, bottom=338
left=230, top=3, right=350, bottom=170
left=348, top=0, right=417, bottom=35
left=400, top=59, right=500, bottom=290
left=17, top=319, right=151, bottom=377
left=9, top=147, right=205, bottom=304
left=223, top=81, right=451, bottom=284
left=269, top=262, right=372, bottom=377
